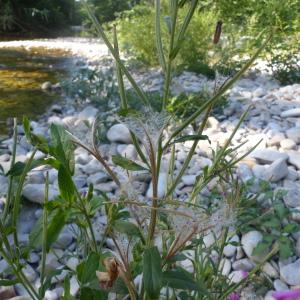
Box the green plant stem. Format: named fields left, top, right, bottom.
left=165, top=105, right=212, bottom=198
left=162, top=0, right=178, bottom=109
left=3, top=118, right=18, bottom=221
left=75, top=188, right=98, bottom=251
left=12, top=149, right=37, bottom=252
left=39, top=172, right=49, bottom=299
left=0, top=221, right=39, bottom=300
left=147, top=140, right=158, bottom=245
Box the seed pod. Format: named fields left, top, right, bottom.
left=213, top=21, right=223, bottom=44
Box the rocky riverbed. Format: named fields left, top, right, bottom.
left=1, top=39, right=300, bottom=299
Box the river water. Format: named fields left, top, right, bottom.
left=0, top=47, right=73, bottom=136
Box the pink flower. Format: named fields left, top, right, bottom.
left=272, top=289, right=300, bottom=300
left=229, top=292, right=239, bottom=300
left=241, top=271, right=248, bottom=279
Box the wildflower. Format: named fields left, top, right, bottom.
left=272, top=289, right=300, bottom=300
left=120, top=107, right=170, bottom=155
left=229, top=292, right=239, bottom=300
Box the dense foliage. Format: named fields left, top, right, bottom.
left=114, top=0, right=300, bottom=83
left=0, top=0, right=81, bottom=34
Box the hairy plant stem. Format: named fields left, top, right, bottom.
left=12, top=149, right=37, bottom=252
left=39, top=172, right=49, bottom=299
left=0, top=221, right=39, bottom=300
left=147, top=139, right=158, bottom=245
left=3, top=118, right=17, bottom=221
left=71, top=138, right=120, bottom=186
left=74, top=188, right=98, bottom=251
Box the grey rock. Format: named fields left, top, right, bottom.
left=283, top=188, right=300, bottom=207
left=229, top=270, right=248, bottom=283
left=273, top=279, right=288, bottom=291
left=23, top=264, right=37, bottom=282
left=262, top=262, right=279, bottom=278
left=44, top=290, right=58, bottom=300
left=78, top=106, right=98, bottom=120
left=264, top=159, right=289, bottom=182
left=87, top=172, right=109, bottom=185
left=70, top=276, right=80, bottom=296
left=0, top=259, right=9, bottom=273
left=232, top=258, right=254, bottom=272
left=223, top=235, right=239, bottom=258
left=280, top=258, right=300, bottom=285
left=281, top=108, right=300, bottom=118
left=66, top=257, right=79, bottom=271
left=117, top=144, right=137, bottom=160
left=242, top=231, right=265, bottom=262
left=286, top=127, right=300, bottom=143
left=41, top=81, right=52, bottom=90
left=280, top=139, right=296, bottom=150
left=288, top=151, right=300, bottom=169
left=22, top=184, right=59, bottom=204
left=220, top=258, right=231, bottom=276
left=251, top=149, right=288, bottom=164
left=146, top=173, right=167, bottom=198
left=107, top=124, right=131, bottom=144
left=182, top=175, right=197, bottom=186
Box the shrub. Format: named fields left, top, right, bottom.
left=0, top=1, right=275, bottom=299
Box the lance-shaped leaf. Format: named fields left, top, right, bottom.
left=112, top=155, right=148, bottom=171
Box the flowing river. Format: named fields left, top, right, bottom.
left=0, top=46, right=73, bottom=136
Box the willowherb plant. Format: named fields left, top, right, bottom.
left=0, top=1, right=278, bottom=300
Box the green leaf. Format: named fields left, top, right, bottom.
left=77, top=252, right=101, bottom=285
left=29, top=208, right=68, bottom=251
left=171, top=134, right=210, bottom=145
left=80, top=288, right=107, bottom=300
left=279, top=236, right=293, bottom=258
left=61, top=276, right=76, bottom=300
left=113, top=220, right=143, bottom=241
left=58, top=165, right=75, bottom=203
left=162, top=268, right=203, bottom=292
left=50, top=124, right=75, bottom=175
left=112, top=155, right=148, bottom=171
left=143, top=246, right=162, bottom=299
left=262, top=217, right=281, bottom=228
left=0, top=279, right=19, bottom=286
left=6, top=158, right=59, bottom=177
left=274, top=202, right=288, bottom=219
left=283, top=223, right=300, bottom=233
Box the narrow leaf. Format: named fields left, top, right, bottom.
left=112, top=155, right=148, bottom=171
left=143, top=247, right=162, bottom=299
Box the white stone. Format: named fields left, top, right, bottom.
left=283, top=188, right=300, bottom=207
left=23, top=264, right=37, bottom=282
left=107, top=124, right=131, bottom=144
left=251, top=149, right=288, bottom=164
left=45, top=290, right=58, bottom=300
left=232, top=259, right=254, bottom=272
left=223, top=235, right=239, bottom=257
left=66, top=257, right=79, bottom=271
left=228, top=270, right=248, bottom=283
left=220, top=258, right=231, bottom=276
left=273, top=279, right=288, bottom=291
left=146, top=173, right=167, bottom=198
left=70, top=276, right=80, bottom=296
left=22, top=184, right=59, bottom=204
left=87, top=172, right=109, bottom=185
left=78, top=106, right=98, bottom=120
left=182, top=175, right=197, bottom=186
left=281, top=108, right=300, bottom=118
left=262, top=262, right=279, bottom=278
left=286, top=127, right=300, bottom=143
left=280, top=258, right=300, bottom=285
left=264, top=159, right=288, bottom=182
left=288, top=151, right=300, bottom=169
left=241, top=231, right=265, bottom=262
left=280, top=139, right=296, bottom=150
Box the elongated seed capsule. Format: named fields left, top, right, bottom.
left=213, top=21, right=223, bottom=44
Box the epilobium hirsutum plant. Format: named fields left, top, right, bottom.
left=0, top=1, right=277, bottom=299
